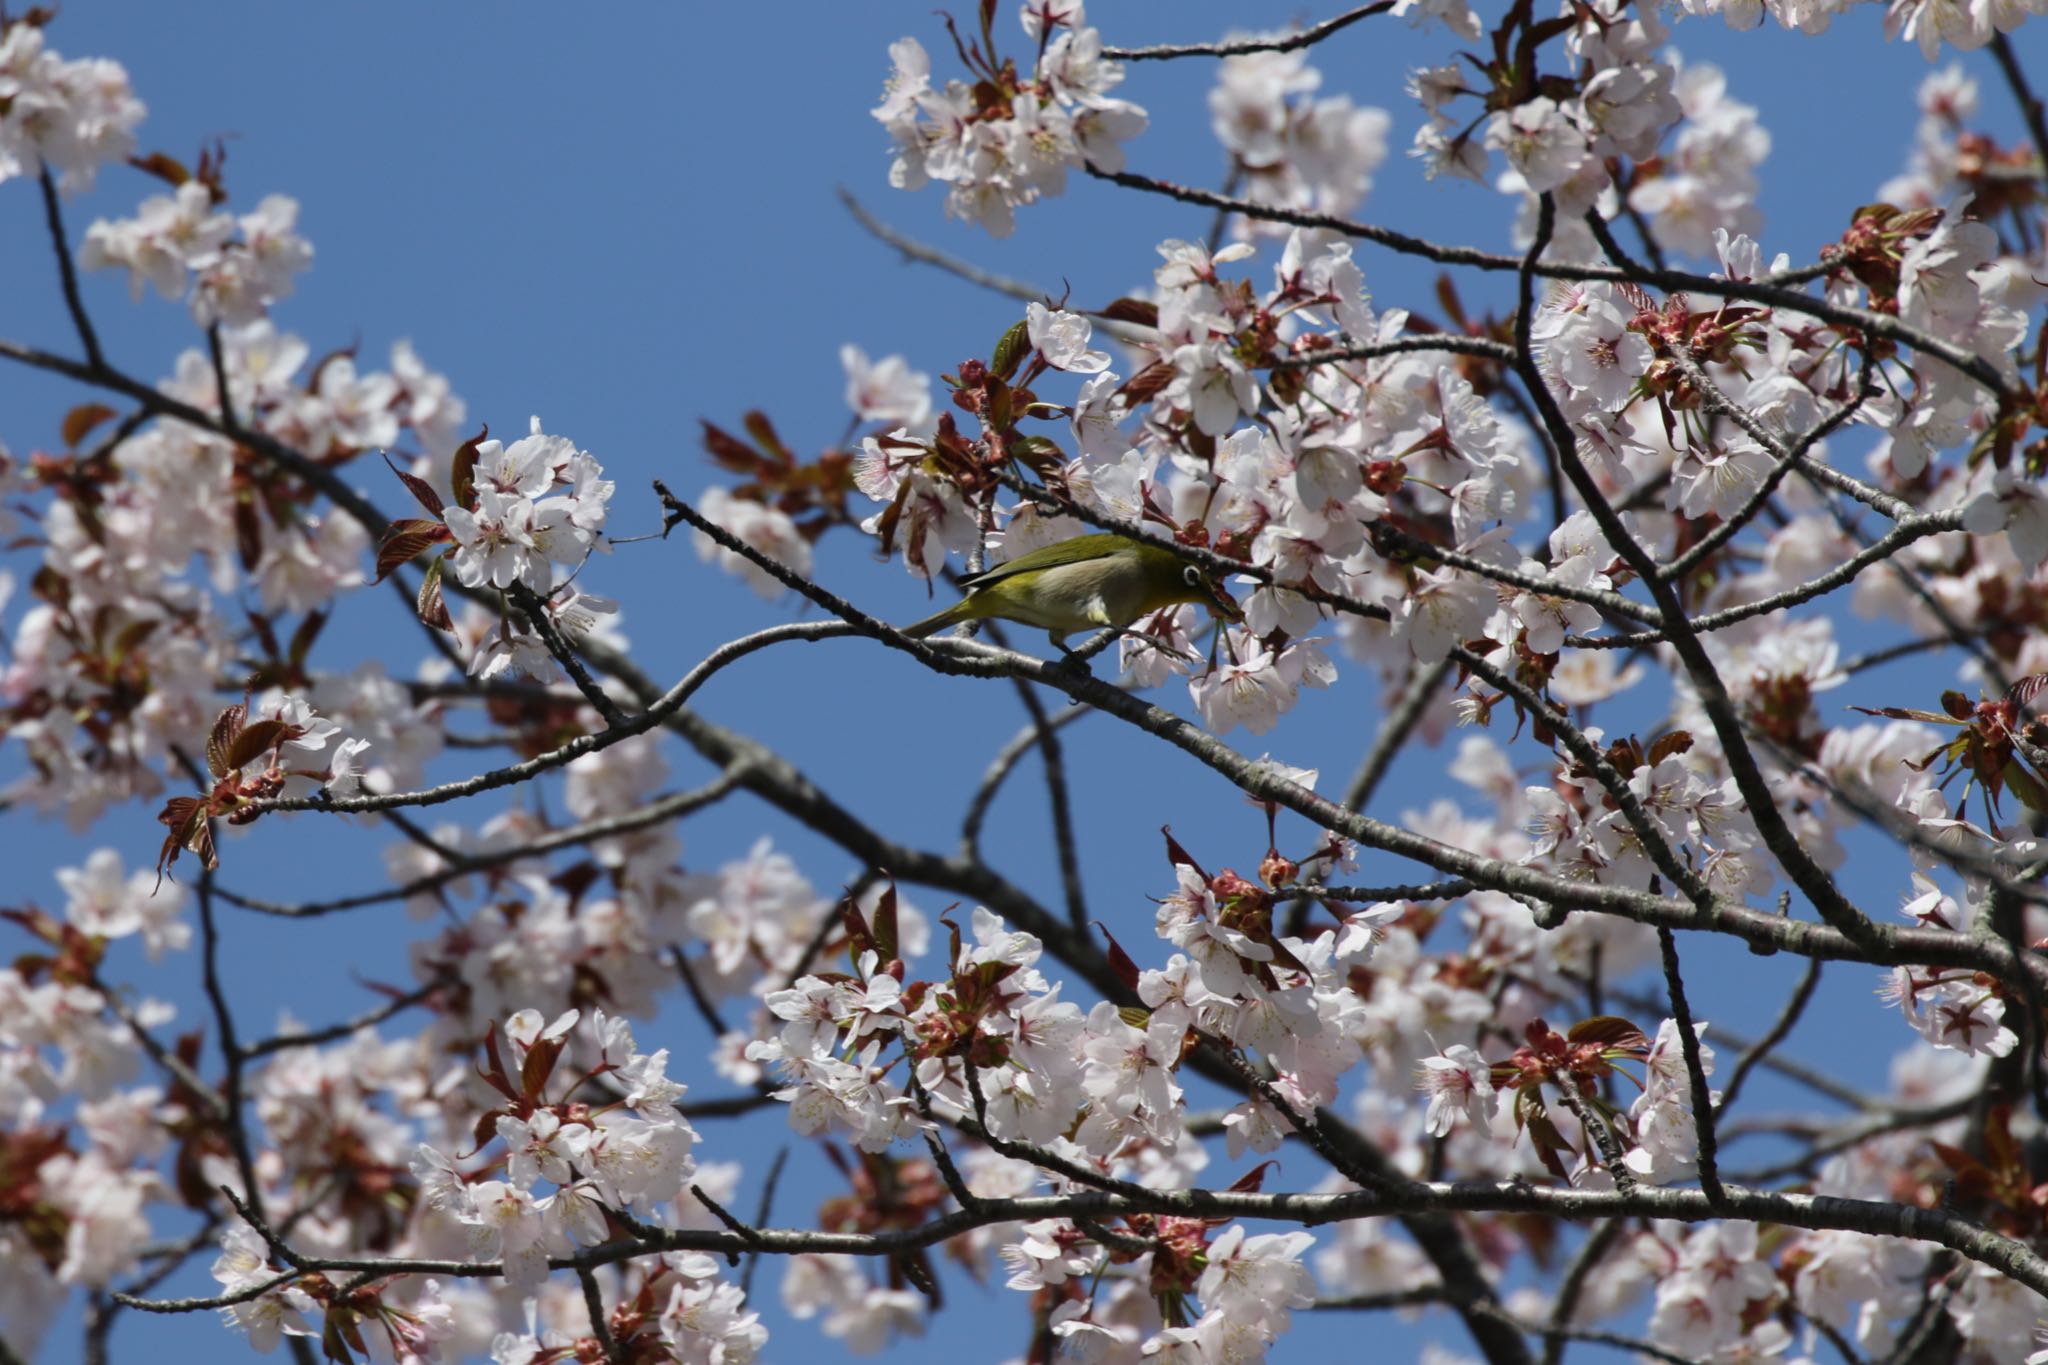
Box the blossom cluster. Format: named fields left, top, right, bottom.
left=81, top=183, right=312, bottom=326
left=1208, top=39, right=1391, bottom=235
left=874, top=0, right=1146, bottom=236
left=3, top=315, right=466, bottom=827
left=0, top=19, right=144, bottom=193
left=0, top=848, right=180, bottom=1352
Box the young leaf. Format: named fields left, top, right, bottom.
left=1645, top=731, right=1694, bottom=767
left=1096, top=297, right=1160, bottom=328
left=61, top=403, right=118, bottom=449
left=990, top=318, right=1031, bottom=381
left=1160, top=825, right=1208, bottom=878
left=1566, top=1016, right=1649, bottom=1051
left=224, top=718, right=297, bottom=775
left=872, top=876, right=900, bottom=965
left=416, top=559, right=453, bottom=632
left=450, top=425, right=488, bottom=511
left=382, top=451, right=445, bottom=518
left=1093, top=921, right=1142, bottom=993
left=375, top=519, right=452, bottom=583
left=206, top=702, right=248, bottom=779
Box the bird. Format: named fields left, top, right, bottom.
left=902, top=531, right=1238, bottom=654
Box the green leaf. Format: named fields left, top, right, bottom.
left=991, top=318, right=1031, bottom=380
left=2007, top=761, right=2048, bottom=815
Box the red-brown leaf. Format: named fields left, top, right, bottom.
left=383, top=451, right=444, bottom=518
left=450, top=425, right=488, bottom=511
left=1093, top=921, right=1142, bottom=993
left=61, top=403, right=118, bottom=449
left=742, top=411, right=794, bottom=466
left=126, top=150, right=191, bottom=187
left=416, top=559, right=453, bottom=632
left=224, top=718, right=297, bottom=774
left=700, top=420, right=769, bottom=476
left=520, top=1035, right=563, bottom=1101
left=375, top=519, right=451, bottom=583
left=871, top=877, right=900, bottom=966
left=1161, top=825, right=1208, bottom=879
left=1096, top=297, right=1159, bottom=328
left=1566, top=1015, right=1649, bottom=1051
left=205, top=703, right=247, bottom=779
left=1645, top=730, right=1694, bottom=767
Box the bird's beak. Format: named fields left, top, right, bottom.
left=1201, top=573, right=1244, bottom=623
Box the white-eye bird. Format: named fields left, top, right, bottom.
left=902, top=532, right=1239, bottom=653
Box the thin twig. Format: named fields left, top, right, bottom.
left=959, top=703, right=1091, bottom=860
left=219, top=769, right=746, bottom=917
left=1658, top=360, right=1875, bottom=582
left=37, top=166, right=104, bottom=369
left=1284, top=657, right=1453, bottom=935
left=1656, top=927, right=1725, bottom=1202
left=1539, top=1219, right=1625, bottom=1365
left=1989, top=33, right=2048, bottom=195
left=1011, top=674, right=1090, bottom=932
left=576, top=1266, right=620, bottom=1363
left=1717, top=958, right=1823, bottom=1116
left=670, top=946, right=731, bottom=1040
left=241, top=977, right=449, bottom=1059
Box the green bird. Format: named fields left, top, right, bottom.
left=903, top=532, right=1240, bottom=653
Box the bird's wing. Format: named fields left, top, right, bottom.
left=955, top=533, right=1133, bottom=589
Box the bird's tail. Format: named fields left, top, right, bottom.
left=902, top=596, right=978, bottom=639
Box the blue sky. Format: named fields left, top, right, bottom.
left=0, top=3, right=2041, bottom=1362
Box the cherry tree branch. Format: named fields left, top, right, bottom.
left=239, top=624, right=851, bottom=818
left=1102, top=2, right=1394, bottom=60
left=1082, top=166, right=2016, bottom=400
left=1270, top=333, right=1519, bottom=368
left=1533, top=194, right=1879, bottom=950
left=654, top=486, right=2048, bottom=1001
left=112, top=1174, right=2048, bottom=1307
left=1371, top=521, right=1658, bottom=625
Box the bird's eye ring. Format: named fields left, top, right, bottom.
left=1182, top=564, right=1203, bottom=588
